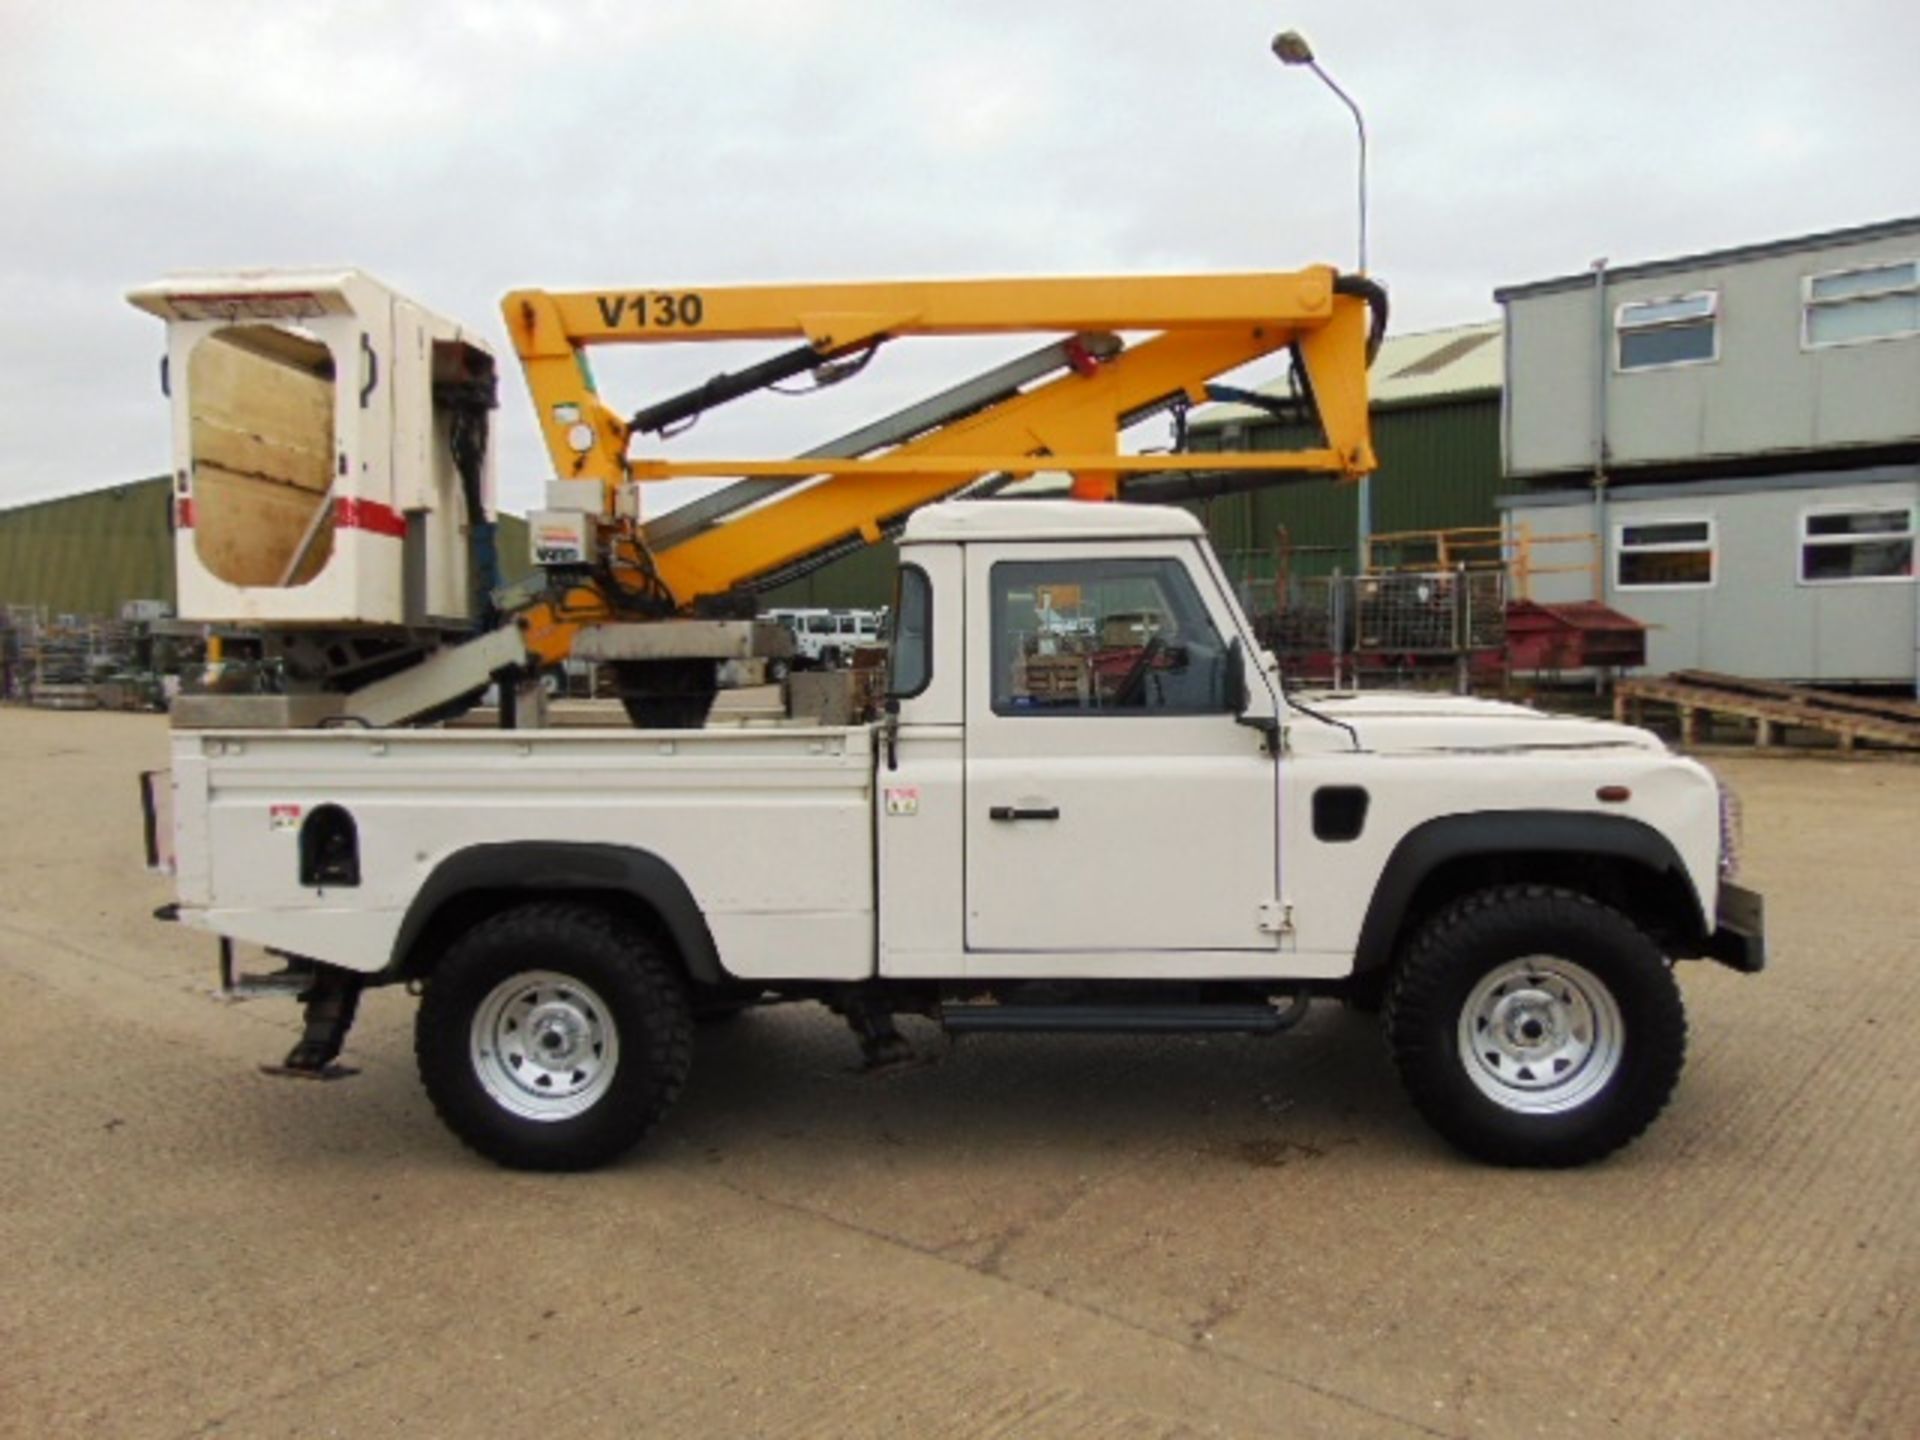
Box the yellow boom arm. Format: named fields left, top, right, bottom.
left=502, top=267, right=1378, bottom=618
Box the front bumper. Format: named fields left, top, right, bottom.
left=1704, top=881, right=1766, bottom=973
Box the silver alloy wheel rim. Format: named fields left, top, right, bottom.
left=470, top=971, right=620, bottom=1122
left=1457, top=956, right=1623, bottom=1115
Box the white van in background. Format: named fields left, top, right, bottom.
left=764, top=608, right=887, bottom=666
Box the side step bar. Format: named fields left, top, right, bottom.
left=937, top=998, right=1309, bottom=1036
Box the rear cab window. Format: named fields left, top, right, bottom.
left=887, top=566, right=933, bottom=698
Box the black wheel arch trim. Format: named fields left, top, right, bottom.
left=388, top=841, right=727, bottom=986
left=1352, top=811, right=1709, bottom=975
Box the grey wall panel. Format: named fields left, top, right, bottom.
left=1504, top=226, right=1920, bottom=477
left=1504, top=478, right=1918, bottom=682
left=1505, top=288, right=1600, bottom=477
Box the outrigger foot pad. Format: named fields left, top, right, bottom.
left=259, top=1060, right=361, bottom=1082
left=262, top=966, right=365, bottom=1081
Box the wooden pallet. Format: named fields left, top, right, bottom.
left=1615, top=672, right=1920, bottom=752
left=1669, top=671, right=1920, bottom=725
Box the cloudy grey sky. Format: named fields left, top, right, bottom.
left=3, top=0, right=1915, bottom=516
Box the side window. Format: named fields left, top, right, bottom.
left=1804, top=262, right=1920, bottom=348
left=886, top=565, right=933, bottom=698
left=1616, top=291, right=1718, bottom=371
left=1799, top=506, right=1915, bottom=583
left=991, top=558, right=1231, bottom=715
left=1616, top=518, right=1715, bottom=589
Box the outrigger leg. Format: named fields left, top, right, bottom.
left=838, top=996, right=915, bottom=1071
left=261, top=965, right=364, bottom=1081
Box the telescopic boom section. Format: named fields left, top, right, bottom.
left=502, top=268, right=1377, bottom=609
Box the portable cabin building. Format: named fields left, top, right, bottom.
left=1496, top=217, right=1920, bottom=688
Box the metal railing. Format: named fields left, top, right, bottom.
left=1224, top=558, right=1506, bottom=691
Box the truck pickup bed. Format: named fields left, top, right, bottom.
left=172, top=725, right=876, bottom=983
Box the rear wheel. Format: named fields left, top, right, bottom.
left=1384, top=885, right=1686, bottom=1167
left=416, top=902, right=693, bottom=1171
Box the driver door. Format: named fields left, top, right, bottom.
left=963, top=541, right=1280, bottom=957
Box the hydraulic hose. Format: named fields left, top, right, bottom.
left=1333, top=272, right=1390, bottom=364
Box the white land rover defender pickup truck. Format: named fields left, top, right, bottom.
left=148, top=500, right=1764, bottom=1171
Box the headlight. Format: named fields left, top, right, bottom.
left=1715, top=776, right=1743, bottom=881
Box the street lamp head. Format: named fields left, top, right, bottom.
left=1272, top=30, right=1315, bottom=66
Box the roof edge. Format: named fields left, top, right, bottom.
left=1190, top=383, right=1500, bottom=431
left=1496, top=215, right=1920, bottom=303
left=0, top=474, right=170, bottom=517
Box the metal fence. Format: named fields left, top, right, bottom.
left=1221, top=555, right=1506, bottom=690
left=1, top=605, right=165, bottom=708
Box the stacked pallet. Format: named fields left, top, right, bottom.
left=1615, top=670, right=1920, bottom=752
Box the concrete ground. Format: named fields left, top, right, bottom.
left=1, top=707, right=1913, bottom=1440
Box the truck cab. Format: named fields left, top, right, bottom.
left=882, top=501, right=1289, bottom=969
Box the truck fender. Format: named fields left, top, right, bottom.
left=388, top=841, right=726, bottom=986
left=1351, top=811, right=1708, bottom=975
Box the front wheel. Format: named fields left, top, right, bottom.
left=1384, top=885, right=1686, bottom=1167
left=415, top=902, right=693, bottom=1171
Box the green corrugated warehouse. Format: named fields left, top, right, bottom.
left=0, top=476, right=532, bottom=619
left=0, top=478, right=176, bottom=616
left=1186, top=319, right=1504, bottom=583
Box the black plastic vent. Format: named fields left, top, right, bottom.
left=1312, top=787, right=1369, bottom=843
left=299, top=804, right=361, bottom=888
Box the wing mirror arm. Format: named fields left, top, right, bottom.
left=1228, top=637, right=1282, bottom=753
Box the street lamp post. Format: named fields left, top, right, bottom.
left=1272, top=28, right=1373, bottom=568
left=1272, top=30, right=1368, bottom=275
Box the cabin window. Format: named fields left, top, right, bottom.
left=1803, top=261, right=1920, bottom=348
left=1616, top=292, right=1719, bottom=370
left=1799, top=506, right=1915, bottom=584
left=1615, top=518, right=1715, bottom=589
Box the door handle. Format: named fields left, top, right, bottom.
left=990, top=805, right=1060, bottom=821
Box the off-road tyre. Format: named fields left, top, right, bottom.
left=415, top=902, right=693, bottom=1171
left=1384, top=885, right=1686, bottom=1167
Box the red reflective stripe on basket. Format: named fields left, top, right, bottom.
left=334, top=497, right=408, bottom=537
